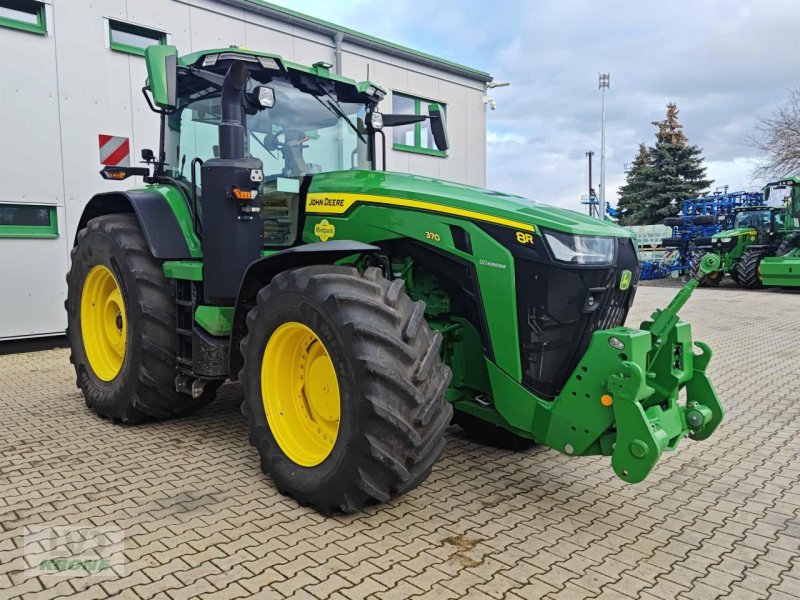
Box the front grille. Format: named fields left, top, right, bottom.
left=713, top=238, right=737, bottom=253
left=590, top=285, right=635, bottom=332
left=515, top=238, right=639, bottom=399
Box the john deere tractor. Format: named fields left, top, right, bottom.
left=692, top=177, right=800, bottom=288
left=66, top=45, right=723, bottom=513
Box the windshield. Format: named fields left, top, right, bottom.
left=165, top=77, right=368, bottom=180
left=765, top=184, right=792, bottom=208
left=734, top=210, right=772, bottom=234
left=164, top=74, right=370, bottom=248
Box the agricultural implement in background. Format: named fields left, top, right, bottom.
left=692, top=177, right=800, bottom=288
left=661, top=189, right=765, bottom=274
left=65, top=45, right=724, bottom=513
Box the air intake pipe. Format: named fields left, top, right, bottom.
left=219, top=61, right=249, bottom=160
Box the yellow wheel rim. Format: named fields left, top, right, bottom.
left=261, top=322, right=341, bottom=467
left=80, top=265, right=127, bottom=381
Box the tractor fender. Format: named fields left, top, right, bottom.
left=75, top=191, right=192, bottom=260
left=228, top=240, right=380, bottom=379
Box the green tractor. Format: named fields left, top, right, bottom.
left=692, top=177, right=800, bottom=288
left=65, top=45, right=723, bottom=513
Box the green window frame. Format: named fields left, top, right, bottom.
left=108, top=20, right=166, bottom=57
left=391, top=92, right=448, bottom=158
left=0, top=0, right=46, bottom=35
left=0, top=204, right=58, bottom=238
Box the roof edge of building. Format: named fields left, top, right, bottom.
left=216, top=0, right=493, bottom=83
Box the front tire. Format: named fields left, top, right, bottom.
left=240, top=265, right=452, bottom=514
left=66, top=214, right=218, bottom=423
left=689, top=251, right=721, bottom=286
left=729, top=263, right=741, bottom=284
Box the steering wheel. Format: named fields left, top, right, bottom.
left=263, top=129, right=284, bottom=152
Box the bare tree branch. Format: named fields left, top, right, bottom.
left=748, top=88, right=800, bottom=180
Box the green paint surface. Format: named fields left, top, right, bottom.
left=163, top=260, right=202, bottom=281
left=307, top=170, right=634, bottom=237
left=195, top=306, right=234, bottom=336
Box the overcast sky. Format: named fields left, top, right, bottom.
left=272, top=0, right=799, bottom=212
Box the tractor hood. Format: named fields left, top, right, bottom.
left=308, top=170, right=631, bottom=238
left=712, top=228, right=756, bottom=240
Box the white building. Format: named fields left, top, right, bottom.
left=0, top=0, right=491, bottom=339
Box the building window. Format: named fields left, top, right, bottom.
left=391, top=92, right=447, bottom=157
left=0, top=204, right=58, bottom=238
left=109, top=20, right=165, bottom=56
left=0, top=0, right=46, bottom=35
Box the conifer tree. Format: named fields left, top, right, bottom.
left=617, top=143, right=652, bottom=225
left=617, top=103, right=712, bottom=224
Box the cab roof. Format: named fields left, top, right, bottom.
left=178, top=47, right=385, bottom=103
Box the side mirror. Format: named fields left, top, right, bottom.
left=428, top=103, right=449, bottom=152
left=145, top=44, right=179, bottom=110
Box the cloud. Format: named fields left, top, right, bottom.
left=487, top=130, right=527, bottom=145
left=270, top=0, right=800, bottom=210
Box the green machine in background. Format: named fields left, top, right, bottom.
left=759, top=177, right=800, bottom=287
left=65, top=45, right=724, bottom=514
left=692, top=176, right=800, bottom=288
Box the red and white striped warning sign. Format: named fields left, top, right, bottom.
left=98, top=134, right=131, bottom=167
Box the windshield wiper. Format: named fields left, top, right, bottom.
left=249, top=130, right=277, bottom=160
left=312, top=85, right=365, bottom=143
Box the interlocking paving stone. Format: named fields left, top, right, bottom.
left=1, top=283, right=800, bottom=599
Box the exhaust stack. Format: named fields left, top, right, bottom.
left=201, top=61, right=264, bottom=305
left=219, top=61, right=249, bottom=160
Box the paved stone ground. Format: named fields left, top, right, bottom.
left=1, top=284, right=799, bottom=600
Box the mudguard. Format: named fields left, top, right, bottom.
left=227, top=240, right=380, bottom=378
left=75, top=191, right=192, bottom=260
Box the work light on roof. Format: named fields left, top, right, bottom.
left=368, top=111, right=383, bottom=131
left=257, top=56, right=280, bottom=70
left=254, top=86, right=275, bottom=108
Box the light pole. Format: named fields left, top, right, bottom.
left=598, top=73, right=610, bottom=220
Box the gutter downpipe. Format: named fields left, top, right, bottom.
left=333, top=31, right=344, bottom=74
left=333, top=31, right=345, bottom=170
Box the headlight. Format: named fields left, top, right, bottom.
left=720, top=237, right=731, bottom=243
left=543, top=229, right=616, bottom=265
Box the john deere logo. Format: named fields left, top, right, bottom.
left=619, top=270, right=632, bottom=291
left=314, top=219, right=335, bottom=241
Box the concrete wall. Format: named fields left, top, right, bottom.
left=0, top=0, right=487, bottom=339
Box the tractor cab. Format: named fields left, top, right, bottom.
left=764, top=178, right=799, bottom=233
left=732, top=207, right=782, bottom=240
left=162, top=49, right=378, bottom=249
left=710, top=205, right=782, bottom=256
left=141, top=47, right=448, bottom=253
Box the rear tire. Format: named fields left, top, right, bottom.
left=739, top=248, right=767, bottom=289
left=65, top=214, right=219, bottom=423
left=240, top=265, right=452, bottom=514
left=455, top=411, right=536, bottom=451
